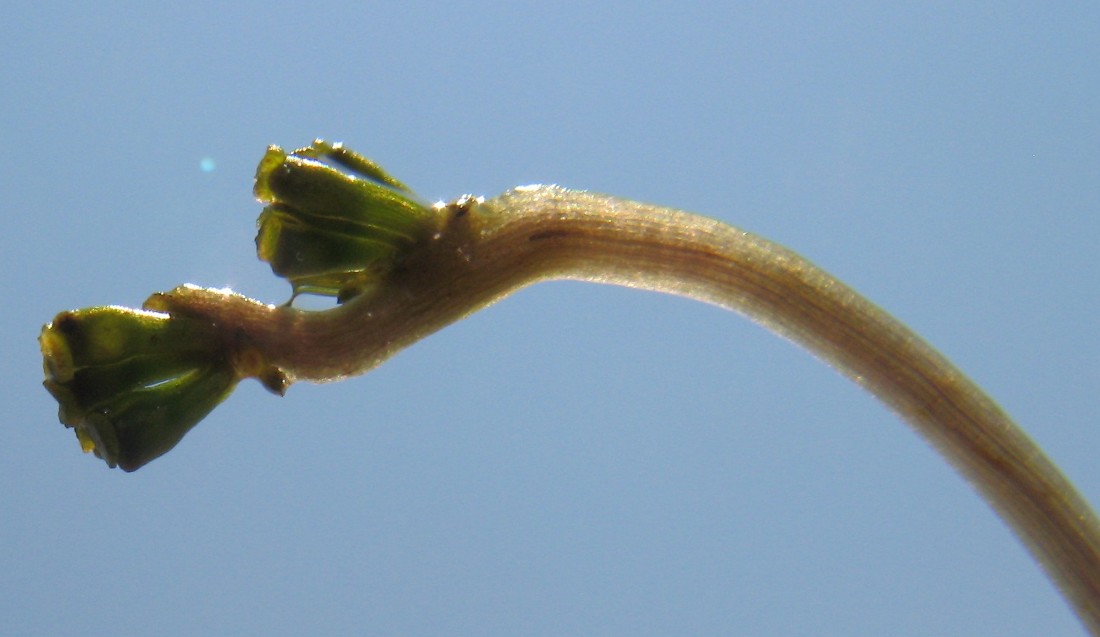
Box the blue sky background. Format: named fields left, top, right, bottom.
left=3, top=2, right=1099, bottom=635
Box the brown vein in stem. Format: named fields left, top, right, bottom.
left=151, top=185, right=1100, bottom=634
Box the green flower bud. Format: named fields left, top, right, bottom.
left=254, top=140, right=435, bottom=302
left=39, top=306, right=239, bottom=471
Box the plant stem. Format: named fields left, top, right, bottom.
left=151, top=185, right=1100, bottom=633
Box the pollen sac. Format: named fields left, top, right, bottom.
left=254, top=140, right=434, bottom=302
left=39, top=306, right=238, bottom=471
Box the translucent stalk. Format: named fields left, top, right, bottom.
left=150, top=185, right=1100, bottom=633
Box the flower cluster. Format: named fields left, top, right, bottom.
left=41, top=141, right=434, bottom=469
left=40, top=306, right=239, bottom=471
left=254, top=140, right=434, bottom=302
